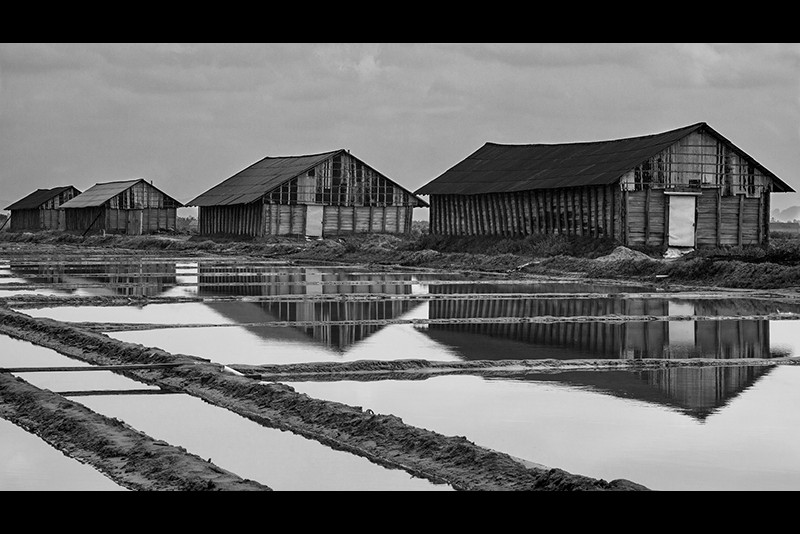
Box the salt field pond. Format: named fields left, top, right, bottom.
left=2, top=253, right=800, bottom=491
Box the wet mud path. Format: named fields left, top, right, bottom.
left=0, top=307, right=649, bottom=491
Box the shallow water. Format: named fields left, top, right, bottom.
left=286, top=367, right=800, bottom=491
left=3, top=254, right=800, bottom=491
left=0, top=417, right=127, bottom=491
left=0, top=334, right=451, bottom=491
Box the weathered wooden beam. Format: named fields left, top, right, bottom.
left=644, top=188, right=651, bottom=246
left=738, top=194, right=744, bottom=246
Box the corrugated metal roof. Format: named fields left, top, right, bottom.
left=415, top=122, right=794, bottom=195
left=60, top=179, right=184, bottom=209
left=5, top=186, right=80, bottom=210
left=187, top=150, right=343, bottom=207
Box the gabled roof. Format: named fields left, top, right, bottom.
left=60, top=179, right=183, bottom=208
left=5, top=186, right=80, bottom=210
left=188, top=149, right=428, bottom=207
left=415, top=122, right=794, bottom=195
left=188, top=150, right=339, bottom=206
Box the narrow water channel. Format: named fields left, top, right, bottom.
left=0, top=334, right=452, bottom=491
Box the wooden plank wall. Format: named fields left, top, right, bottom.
left=429, top=185, right=620, bottom=240
left=625, top=190, right=667, bottom=246
left=105, top=209, right=176, bottom=234
left=264, top=204, right=306, bottom=236
left=320, top=206, right=410, bottom=236
left=625, top=189, right=766, bottom=247
left=432, top=185, right=769, bottom=246
left=199, top=201, right=410, bottom=238
left=39, top=209, right=62, bottom=231
left=8, top=209, right=57, bottom=231
left=199, top=204, right=264, bottom=236
left=64, top=207, right=105, bottom=232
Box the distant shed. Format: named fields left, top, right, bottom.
left=4, top=186, right=81, bottom=232
left=59, top=179, right=183, bottom=235
left=188, top=149, right=428, bottom=238
left=415, top=122, right=795, bottom=248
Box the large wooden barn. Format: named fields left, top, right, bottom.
left=3, top=186, right=81, bottom=232
left=188, top=149, right=428, bottom=238
left=59, top=179, right=183, bottom=235
left=416, top=122, right=795, bottom=248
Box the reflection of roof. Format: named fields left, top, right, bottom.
left=201, top=297, right=423, bottom=352
left=416, top=122, right=794, bottom=195
left=510, top=367, right=773, bottom=422
left=60, top=179, right=183, bottom=208
left=188, top=149, right=428, bottom=207
left=5, top=186, right=79, bottom=210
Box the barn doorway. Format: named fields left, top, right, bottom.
left=667, top=194, right=697, bottom=247
left=305, top=205, right=324, bottom=237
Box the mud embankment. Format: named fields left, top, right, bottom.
left=0, top=373, right=270, bottom=491
left=0, top=307, right=649, bottom=491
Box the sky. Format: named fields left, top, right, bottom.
left=1, top=42, right=799, bottom=221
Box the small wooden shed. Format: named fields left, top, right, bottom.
left=59, top=179, right=183, bottom=235
left=188, top=149, right=428, bottom=238
left=415, top=122, right=795, bottom=248
left=3, top=186, right=81, bottom=232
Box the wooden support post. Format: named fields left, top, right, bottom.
left=610, top=186, right=616, bottom=240
left=536, top=191, right=543, bottom=233
left=644, top=188, right=651, bottom=246
left=510, top=193, right=518, bottom=235
left=623, top=190, right=629, bottom=245
left=490, top=195, right=498, bottom=235
left=447, top=196, right=453, bottom=235
left=571, top=189, right=578, bottom=235
left=544, top=190, right=551, bottom=234
left=490, top=194, right=498, bottom=235
left=716, top=189, right=722, bottom=247
left=764, top=192, right=770, bottom=246
left=524, top=191, right=533, bottom=235
left=738, top=194, right=744, bottom=246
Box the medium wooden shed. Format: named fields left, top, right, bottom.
left=59, top=179, right=183, bottom=235
left=188, top=149, right=428, bottom=238
left=415, top=122, right=795, bottom=248
left=3, top=186, right=81, bottom=232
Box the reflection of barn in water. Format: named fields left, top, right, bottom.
left=198, top=266, right=422, bottom=351
left=422, top=291, right=796, bottom=360
left=420, top=292, right=793, bottom=419
left=511, top=366, right=773, bottom=421
left=9, top=261, right=178, bottom=297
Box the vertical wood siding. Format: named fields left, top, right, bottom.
left=429, top=185, right=621, bottom=240
left=430, top=186, right=768, bottom=246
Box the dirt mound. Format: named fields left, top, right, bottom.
left=595, top=246, right=657, bottom=263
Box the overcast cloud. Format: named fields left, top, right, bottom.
left=1, top=42, right=798, bottom=218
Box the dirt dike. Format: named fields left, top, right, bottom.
left=0, top=307, right=649, bottom=491
left=0, top=373, right=270, bottom=491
